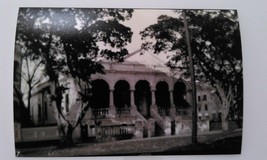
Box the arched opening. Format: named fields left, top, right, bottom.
left=135, top=80, right=151, bottom=118
left=114, top=80, right=130, bottom=108
left=156, top=81, right=170, bottom=116
left=91, top=79, right=109, bottom=108
left=173, top=81, right=190, bottom=115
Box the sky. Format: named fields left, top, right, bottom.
left=120, top=9, right=178, bottom=64
left=122, top=9, right=175, bottom=53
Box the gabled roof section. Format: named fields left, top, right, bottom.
left=124, top=48, right=142, bottom=59
left=125, top=49, right=167, bottom=66
left=124, top=49, right=171, bottom=74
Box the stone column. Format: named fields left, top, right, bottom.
left=151, top=89, right=157, bottom=113
left=109, top=89, right=114, bottom=106
left=169, top=90, right=174, bottom=106
left=151, top=90, right=156, bottom=106
left=130, top=90, right=135, bottom=107
left=170, top=90, right=176, bottom=117
left=130, top=89, right=137, bottom=116
left=109, top=89, right=115, bottom=118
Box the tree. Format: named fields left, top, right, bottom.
left=16, top=8, right=133, bottom=146
left=21, top=54, right=45, bottom=120
left=140, top=10, right=242, bottom=132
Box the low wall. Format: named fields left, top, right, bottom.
left=174, top=118, right=210, bottom=135
left=198, top=120, right=210, bottom=132
left=14, top=118, right=211, bottom=143
left=175, top=119, right=192, bottom=135
left=15, top=123, right=59, bottom=142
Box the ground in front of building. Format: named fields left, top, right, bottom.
left=16, top=129, right=242, bottom=157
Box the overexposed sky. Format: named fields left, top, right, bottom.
left=123, top=9, right=176, bottom=53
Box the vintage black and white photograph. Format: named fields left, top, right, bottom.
left=13, top=8, right=243, bottom=156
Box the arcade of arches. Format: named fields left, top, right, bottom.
left=91, top=79, right=190, bottom=118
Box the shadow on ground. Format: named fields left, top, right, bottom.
left=152, top=136, right=242, bottom=155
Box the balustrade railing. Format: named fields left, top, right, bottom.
left=92, top=108, right=109, bottom=118
left=101, top=124, right=135, bottom=137
left=151, top=109, right=165, bottom=129
left=116, top=108, right=131, bottom=115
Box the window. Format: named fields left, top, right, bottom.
left=198, top=96, right=201, bottom=101
left=205, top=104, right=208, bottom=111
left=203, top=95, right=207, bottom=101
left=198, top=106, right=201, bottom=111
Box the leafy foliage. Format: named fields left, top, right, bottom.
left=141, top=10, right=243, bottom=120
left=16, top=8, right=133, bottom=146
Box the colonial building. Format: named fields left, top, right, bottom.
left=197, top=82, right=222, bottom=120
left=26, top=50, right=216, bottom=141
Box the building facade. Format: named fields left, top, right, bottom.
left=25, top=51, right=216, bottom=141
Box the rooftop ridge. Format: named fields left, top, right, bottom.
left=124, top=48, right=142, bottom=59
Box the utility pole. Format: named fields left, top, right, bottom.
left=182, top=11, right=198, bottom=144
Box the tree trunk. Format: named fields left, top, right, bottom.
left=222, top=118, right=229, bottom=131
left=214, top=83, right=233, bottom=132
left=221, top=96, right=231, bottom=132
left=221, top=101, right=230, bottom=131
left=65, top=125, right=75, bottom=147
left=27, top=86, right=32, bottom=117
left=50, top=81, right=70, bottom=147
left=183, top=11, right=198, bottom=144
left=58, top=124, right=75, bottom=148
